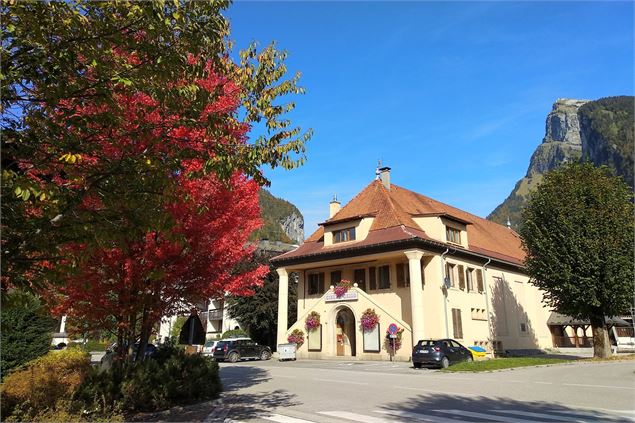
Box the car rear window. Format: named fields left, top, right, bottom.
left=204, top=340, right=215, bottom=347
left=216, top=341, right=229, bottom=348
left=417, top=340, right=437, bottom=347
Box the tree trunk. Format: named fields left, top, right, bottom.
left=590, top=315, right=611, bottom=358
left=127, top=313, right=137, bottom=362
left=135, top=308, right=150, bottom=362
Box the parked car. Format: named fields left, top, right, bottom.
left=412, top=339, right=473, bottom=369
left=213, top=337, right=272, bottom=362
left=202, top=339, right=219, bottom=356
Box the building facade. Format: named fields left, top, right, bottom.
left=272, top=167, right=554, bottom=360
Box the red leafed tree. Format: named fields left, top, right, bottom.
left=48, top=162, right=268, bottom=358
left=30, top=53, right=270, bottom=358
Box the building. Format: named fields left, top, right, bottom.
left=271, top=167, right=554, bottom=360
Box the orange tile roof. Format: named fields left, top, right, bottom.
left=273, top=180, right=525, bottom=266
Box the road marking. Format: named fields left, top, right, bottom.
left=433, top=409, right=535, bottom=423
left=275, top=375, right=298, bottom=379
left=375, top=409, right=459, bottom=422
left=261, top=414, right=316, bottom=423
left=314, top=378, right=368, bottom=386
left=563, top=382, right=635, bottom=390
left=533, top=381, right=553, bottom=384
left=493, top=409, right=587, bottom=422
left=319, top=411, right=397, bottom=423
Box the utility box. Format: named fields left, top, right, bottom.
left=277, top=343, right=297, bottom=361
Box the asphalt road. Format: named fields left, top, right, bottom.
left=212, top=359, right=635, bottom=423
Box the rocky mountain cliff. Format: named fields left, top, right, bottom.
left=489, top=96, right=634, bottom=230
left=255, top=189, right=304, bottom=244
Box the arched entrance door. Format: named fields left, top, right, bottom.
left=335, top=308, right=356, bottom=357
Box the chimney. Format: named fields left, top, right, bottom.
left=378, top=166, right=391, bottom=190
left=329, top=194, right=340, bottom=218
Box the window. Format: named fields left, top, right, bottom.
left=476, top=269, right=484, bottom=292
left=451, top=308, right=463, bottom=339
left=446, top=226, right=461, bottom=244
left=466, top=268, right=474, bottom=292
left=308, top=273, right=325, bottom=295
left=520, top=323, right=527, bottom=333
left=458, top=265, right=465, bottom=290
left=354, top=269, right=366, bottom=291
left=369, top=266, right=377, bottom=290
left=333, top=227, right=356, bottom=243
left=378, top=265, right=390, bottom=289
left=396, top=263, right=410, bottom=288
left=445, top=263, right=456, bottom=288
left=330, top=270, right=342, bottom=285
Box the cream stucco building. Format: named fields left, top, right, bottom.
left=271, top=167, right=555, bottom=361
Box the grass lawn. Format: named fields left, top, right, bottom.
left=442, top=356, right=572, bottom=372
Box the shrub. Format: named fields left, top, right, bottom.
left=1, top=291, right=57, bottom=377
left=304, top=311, right=320, bottom=332
left=221, top=328, right=248, bottom=339
left=0, top=349, right=91, bottom=420
left=75, top=343, right=222, bottom=414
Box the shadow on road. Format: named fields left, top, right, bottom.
left=225, top=390, right=300, bottom=420
left=380, top=393, right=626, bottom=422
left=219, top=364, right=301, bottom=419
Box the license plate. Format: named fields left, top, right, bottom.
left=418, top=349, right=429, bottom=354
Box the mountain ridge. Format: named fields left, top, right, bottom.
left=488, top=96, right=634, bottom=230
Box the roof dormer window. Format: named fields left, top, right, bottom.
left=333, top=227, right=356, bottom=243
left=446, top=226, right=461, bottom=244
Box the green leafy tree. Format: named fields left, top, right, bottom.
left=226, top=251, right=297, bottom=349
left=1, top=290, right=57, bottom=377
left=520, top=162, right=634, bottom=358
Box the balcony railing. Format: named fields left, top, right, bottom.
left=208, top=309, right=223, bottom=320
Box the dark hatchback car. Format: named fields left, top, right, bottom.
left=412, top=339, right=473, bottom=369
left=213, top=338, right=272, bottom=363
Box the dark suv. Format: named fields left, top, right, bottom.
left=213, top=338, right=271, bottom=362
left=412, top=339, right=473, bottom=369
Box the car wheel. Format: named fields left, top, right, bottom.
left=413, top=362, right=422, bottom=369
left=260, top=350, right=271, bottom=361
left=228, top=352, right=239, bottom=363
left=440, top=356, right=450, bottom=369
left=466, top=355, right=473, bottom=363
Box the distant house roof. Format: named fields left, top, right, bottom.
left=272, top=180, right=525, bottom=268
left=547, top=312, right=632, bottom=327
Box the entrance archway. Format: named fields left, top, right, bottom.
left=335, top=307, right=356, bottom=357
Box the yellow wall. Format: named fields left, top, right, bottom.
left=285, top=249, right=554, bottom=360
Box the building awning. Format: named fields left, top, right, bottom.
left=547, top=312, right=632, bottom=327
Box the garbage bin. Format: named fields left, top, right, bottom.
left=277, top=343, right=297, bottom=361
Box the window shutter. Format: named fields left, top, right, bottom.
left=452, top=308, right=463, bottom=339
left=476, top=269, right=484, bottom=292
left=396, top=263, right=405, bottom=288
left=369, top=267, right=376, bottom=290
left=318, top=272, right=325, bottom=293
left=458, top=265, right=465, bottom=290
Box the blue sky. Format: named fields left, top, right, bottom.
left=227, top=1, right=634, bottom=238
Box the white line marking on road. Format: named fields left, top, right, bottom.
left=533, top=381, right=553, bottom=385
left=433, top=409, right=535, bottom=423
left=493, top=409, right=587, bottom=422
left=563, top=383, right=635, bottom=390
left=319, top=411, right=398, bottom=423
left=261, top=414, right=316, bottom=423
left=374, top=409, right=460, bottom=422
left=274, top=375, right=298, bottom=379
left=314, top=378, right=368, bottom=386
left=547, top=409, right=635, bottom=421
